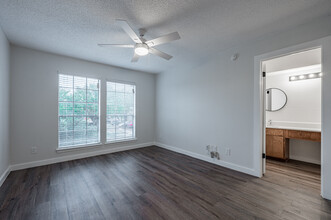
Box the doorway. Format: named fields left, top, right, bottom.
left=261, top=48, right=322, bottom=191
left=253, top=36, right=331, bottom=199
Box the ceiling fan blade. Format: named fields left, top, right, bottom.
left=115, top=19, right=142, bottom=44
left=149, top=48, right=173, bottom=60
left=145, top=32, right=180, bottom=47
left=98, top=44, right=134, bottom=48
left=131, top=53, right=140, bottom=62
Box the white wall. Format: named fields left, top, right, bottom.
left=155, top=15, right=331, bottom=176
left=10, top=46, right=156, bottom=166
left=266, top=68, right=321, bottom=164
left=0, top=26, right=10, bottom=184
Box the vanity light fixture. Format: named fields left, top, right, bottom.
left=289, top=72, right=322, bottom=82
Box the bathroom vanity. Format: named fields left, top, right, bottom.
left=266, top=127, right=321, bottom=160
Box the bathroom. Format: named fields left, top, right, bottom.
left=263, top=48, right=321, bottom=181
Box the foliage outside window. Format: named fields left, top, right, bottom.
left=58, top=74, right=100, bottom=147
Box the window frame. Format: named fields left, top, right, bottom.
left=57, top=73, right=101, bottom=149
left=106, top=79, right=137, bottom=144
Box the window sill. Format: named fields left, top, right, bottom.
left=105, top=138, right=137, bottom=145
left=56, top=142, right=103, bottom=153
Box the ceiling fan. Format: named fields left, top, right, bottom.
left=98, top=19, right=181, bottom=62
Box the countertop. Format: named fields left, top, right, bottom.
left=266, top=125, right=321, bottom=132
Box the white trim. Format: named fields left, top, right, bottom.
left=0, top=166, right=11, bottom=188
left=105, top=138, right=137, bottom=145
left=56, top=142, right=103, bottom=152
left=155, top=142, right=259, bottom=177
left=322, top=191, right=331, bottom=201
left=11, top=142, right=154, bottom=171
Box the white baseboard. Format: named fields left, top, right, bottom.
left=0, top=166, right=11, bottom=188
left=10, top=142, right=154, bottom=171
left=322, top=191, right=331, bottom=201
left=290, top=155, right=321, bottom=165
left=154, top=142, right=259, bottom=177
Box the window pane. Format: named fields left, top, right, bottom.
left=59, top=88, right=73, bottom=102
left=58, top=74, right=100, bottom=147
left=74, top=116, right=86, bottom=130
left=116, top=93, right=125, bottom=114
left=87, top=90, right=98, bottom=103
left=107, top=91, right=116, bottom=104
left=74, top=89, right=86, bottom=102
left=108, top=82, right=116, bottom=92
left=59, top=102, right=73, bottom=116
left=59, top=75, right=73, bottom=88
left=125, top=93, right=134, bottom=114
left=59, top=131, right=73, bottom=147
left=107, top=129, right=115, bottom=140
left=59, top=116, right=73, bottom=132
left=125, top=84, right=134, bottom=93
left=74, top=103, right=86, bottom=115
left=87, top=103, right=98, bottom=115
left=87, top=78, right=98, bottom=90
left=74, top=76, right=86, bottom=89
left=116, top=83, right=125, bottom=92
left=74, top=130, right=86, bottom=145
left=87, top=130, right=98, bottom=142
left=125, top=127, right=133, bottom=138
left=87, top=116, right=98, bottom=131
left=107, top=116, right=115, bottom=129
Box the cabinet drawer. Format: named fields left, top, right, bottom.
left=286, top=130, right=321, bottom=142
left=266, top=128, right=283, bottom=136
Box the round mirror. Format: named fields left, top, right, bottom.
left=266, top=88, right=287, bottom=111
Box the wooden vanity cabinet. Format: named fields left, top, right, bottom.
left=266, top=128, right=321, bottom=160
left=266, top=128, right=289, bottom=160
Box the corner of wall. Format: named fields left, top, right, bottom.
left=0, top=24, right=11, bottom=188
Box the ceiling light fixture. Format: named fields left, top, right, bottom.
left=289, top=72, right=322, bottom=82
left=134, top=43, right=149, bottom=56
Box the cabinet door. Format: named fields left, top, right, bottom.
left=266, top=135, right=273, bottom=156
left=272, top=136, right=284, bottom=158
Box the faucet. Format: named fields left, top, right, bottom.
left=268, top=120, right=272, bottom=126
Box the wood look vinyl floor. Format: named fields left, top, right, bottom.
left=0, top=146, right=330, bottom=220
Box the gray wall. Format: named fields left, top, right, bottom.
left=0, top=27, right=10, bottom=179
left=10, top=46, right=156, bottom=165
left=155, top=16, right=331, bottom=176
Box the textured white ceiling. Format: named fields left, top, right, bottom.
left=0, top=0, right=331, bottom=74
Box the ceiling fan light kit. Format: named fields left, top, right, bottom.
left=98, top=19, right=181, bottom=62
left=134, top=43, right=149, bottom=56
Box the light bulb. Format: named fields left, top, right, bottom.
left=134, top=44, right=149, bottom=56
left=290, top=76, right=297, bottom=81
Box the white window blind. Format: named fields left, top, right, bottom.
left=58, top=74, right=100, bottom=147
left=107, top=81, right=136, bottom=142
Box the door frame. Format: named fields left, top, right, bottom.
left=253, top=36, right=331, bottom=199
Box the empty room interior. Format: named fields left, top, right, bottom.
left=1, top=1, right=331, bottom=219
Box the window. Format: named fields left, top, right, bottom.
left=58, top=74, right=100, bottom=148
left=107, top=81, right=136, bottom=142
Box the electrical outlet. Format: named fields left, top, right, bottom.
left=31, top=146, right=37, bottom=154
left=215, top=152, right=220, bottom=160
left=211, top=151, right=215, bottom=158
left=226, top=148, right=231, bottom=156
